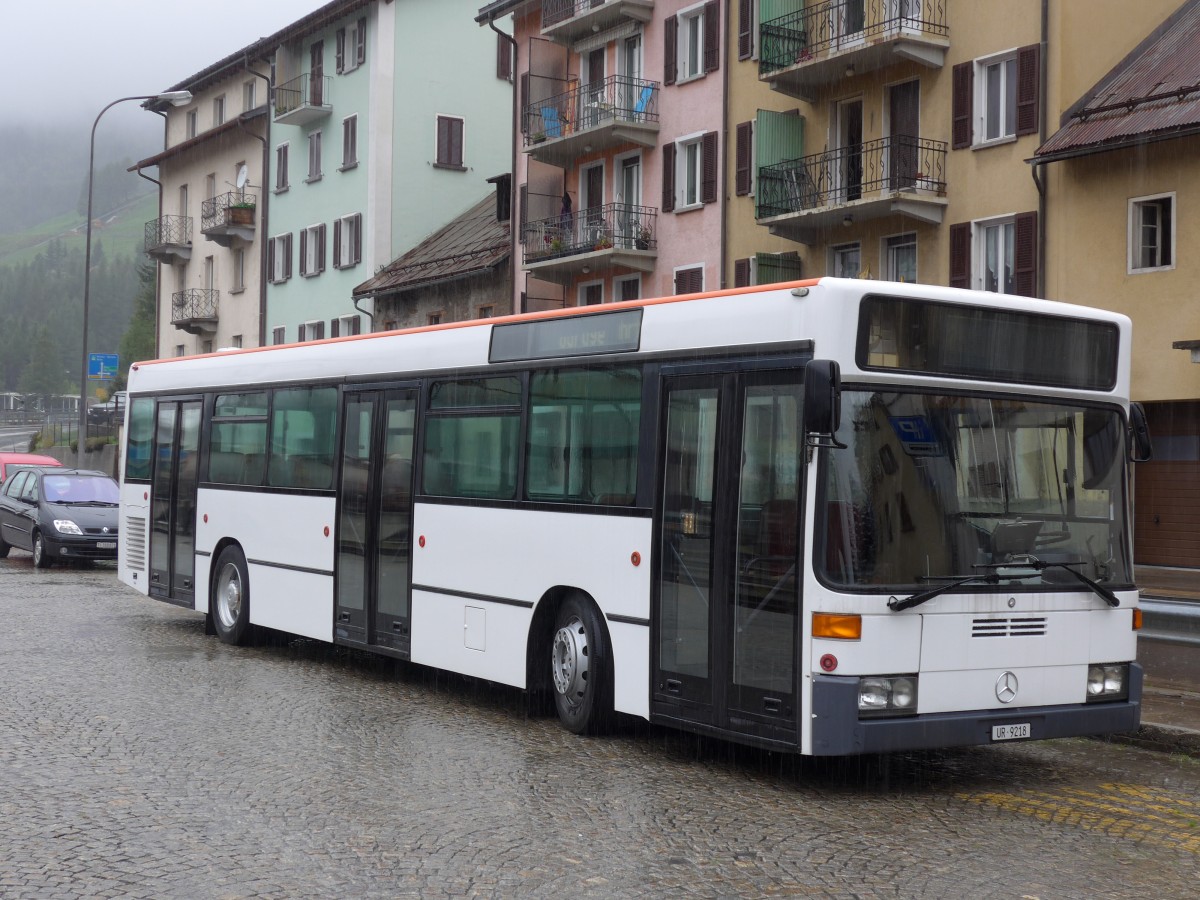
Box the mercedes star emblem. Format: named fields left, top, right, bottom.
left=996, top=671, right=1019, bottom=704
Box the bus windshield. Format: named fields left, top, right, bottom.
left=820, top=390, right=1132, bottom=592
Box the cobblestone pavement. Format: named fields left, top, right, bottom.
left=2, top=553, right=1199, bottom=899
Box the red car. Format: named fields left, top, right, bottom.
left=0, top=453, right=62, bottom=486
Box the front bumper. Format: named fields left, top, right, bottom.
left=46, top=534, right=119, bottom=561
left=810, top=664, right=1143, bottom=756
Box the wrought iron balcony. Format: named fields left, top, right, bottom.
left=760, top=0, right=948, bottom=100
left=144, top=215, right=192, bottom=264
left=756, top=136, right=947, bottom=244
left=522, top=202, right=656, bottom=279
left=541, top=0, right=654, bottom=44
left=201, top=192, right=256, bottom=248
left=524, top=75, right=660, bottom=166
left=274, top=73, right=332, bottom=125
left=171, top=288, right=219, bottom=335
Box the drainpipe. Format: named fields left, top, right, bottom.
left=1031, top=0, right=1049, bottom=299
left=353, top=294, right=376, bottom=326
left=246, top=59, right=273, bottom=346
left=489, top=17, right=518, bottom=313
left=719, top=0, right=731, bottom=289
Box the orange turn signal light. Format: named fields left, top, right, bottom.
left=813, top=612, right=862, bottom=640
left=1132, top=608, right=1143, bottom=631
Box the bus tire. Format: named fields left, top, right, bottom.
left=0, top=533, right=9, bottom=558
left=32, top=531, right=53, bottom=569
left=550, top=593, right=613, bottom=735
left=212, top=545, right=251, bottom=646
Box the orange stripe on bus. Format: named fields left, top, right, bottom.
left=130, top=277, right=824, bottom=369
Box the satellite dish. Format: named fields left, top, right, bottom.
left=236, top=165, right=249, bottom=189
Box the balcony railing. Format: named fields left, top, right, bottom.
left=171, top=288, right=219, bottom=334
left=757, top=136, right=946, bottom=219
left=200, top=192, right=256, bottom=247
left=523, top=202, right=656, bottom=267
left=524, top=75, right=659, bottom=163
left=144, top=215, right=192, bottom=264
left=760, top=0, right=948, bottom=97
left=541, top=0, right=655, bottom=43
left=274, top=73, right=332, bottom=124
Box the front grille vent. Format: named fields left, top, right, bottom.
left=124, top=516, right=147, bottom=570
left=972, top=616, right=1047, bottom=638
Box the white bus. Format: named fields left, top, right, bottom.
left=118, top=278, right=1150, bottom=755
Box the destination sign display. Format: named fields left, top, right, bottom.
left=489, top=309, right=642, bottom=363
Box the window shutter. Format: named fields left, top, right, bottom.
left=333, top=218, right=342, bottom=268
left=948, top=222, right=970, bottom=288
left=519, top=72, right=529, bottom=134
left=738, top=0, right=753, bottom=60
left=436, top=116, right=449, bottom=166
left=734, top=257, right=751, bottom=287
left=299, top=228, right=308, bottom=276
left=335, top=29, right=345, bottom=73
left=1014, top=210, right=1038, bottom=296
left=952, top=62, right=973, bottom=149
left=314, top=322, right=325, bottom=340
left=704, top=1, right=720, bottom=73
left=675, top=267, right=702, bottom=294
left=518, top=183, right=528, bottom=243
left=285, top=233, right=293, bottom=279
left=318, top=223, right=327, bottom=273
left=268, top=238, right=276, bottom=283
left=701, top=131, right=718, bottom=204
left=1016, top=44, right=1040, bottom=137
left=353, top=214, right=362, bottom=264
left=356, top=18, right=366, bottom=66
left=496, top=32, right=512, bottom=81
left=664, top=15, right=678, bottom=86
left=451, top=119, right=464, bottom=167
left=298, top=323, right=307, bottom=342
left=330, top=318, right=340, bottom=338
left=662, top=142, right=676, bottom=212
left=735, top=121, right=752, bottom=196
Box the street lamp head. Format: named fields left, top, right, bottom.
left=157, top=90, right=193, bottom=107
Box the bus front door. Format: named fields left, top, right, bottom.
left=149, top=399, right=201, bottom=606
left=654, top=372, right=803, bottom=746
left=335, top=388, right=418, bottom=655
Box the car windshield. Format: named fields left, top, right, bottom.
left=42, top=474, right=119, bottom=504
left=819, top=390, right=1132, bottom=592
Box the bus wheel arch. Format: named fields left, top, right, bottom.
left=210, top=541, right=251, bottom=646
left=535, top=588, right=614, bottom=735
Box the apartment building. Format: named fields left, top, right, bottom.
left=477, top=0, right=728, bottom=310
left=136, top=46, right=272, bottom=356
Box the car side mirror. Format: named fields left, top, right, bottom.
left=1129, top=402, right=1153, bottom=462
left=804, top=359, right=847, bottom=449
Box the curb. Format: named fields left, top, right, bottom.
left=1104, top=723, right=1200, bottom=757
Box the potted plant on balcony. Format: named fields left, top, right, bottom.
left=635, top=226, right=652, bottom=250
left=228, top=201, right=255, bottom=225
left=594, top=233, right=613, bottom=251
left=531, top=131, right=547, bottom=144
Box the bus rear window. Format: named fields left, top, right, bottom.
left=858, top=295, right=1119, bottom=390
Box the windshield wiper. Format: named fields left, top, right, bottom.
left=981, top=555, right=1121, bottom=608
left=888, top=572, right=1007, bottom=612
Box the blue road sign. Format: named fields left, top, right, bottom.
left=88, top=353, right=119, bottom=380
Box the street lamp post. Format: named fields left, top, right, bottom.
left=78, top=90, right=192, bottom=469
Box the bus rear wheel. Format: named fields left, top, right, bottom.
left=550, top=594, right=613, bottom=735
left=212, top=545, right=251, bottom=646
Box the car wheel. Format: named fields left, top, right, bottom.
left=32, top=531, right=53, bottom=569
left=211, top=545, right=251, bottom=646
left=550, top=593, right=613, bottom=735
left=0, top=536, right=10, bottom=559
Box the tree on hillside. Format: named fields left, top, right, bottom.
left=18, top=326, right=68, bottom=410
left=116, top=262, right=157, bottom=388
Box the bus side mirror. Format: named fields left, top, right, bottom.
left=804, top=359, right=846, bottom=449
left=1129, top=402, right=1153, bottom=462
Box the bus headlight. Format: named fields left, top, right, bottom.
left=1086, top=663, right=1128, bottom=702
left=858, top=675, right=918, bottom=717
left=54, top=519, right=82, bottom=535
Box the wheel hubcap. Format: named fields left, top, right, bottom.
left=216, top=563, right=242, bottom=629
left=552, top=615, right=589, bottom=702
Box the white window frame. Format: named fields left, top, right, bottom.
left=272, top=326, right=286, bottom=345
left=577, top=280, right=605, bottom=306
left=675, top=131, right=705, bottom=211
left=243, top=80, right=256, bottom=111
left=307, top=130, right=323, bottom=182
left=299, top=321, right=325, bottom=342
left=185, top=110, right=197, bottom=139
left=435, top=115, right=465, bottom=169
left=972, top=214, right=1016, bottom=294
left=213, top=94, right=225, bottom=127
left=335, top=314, right=362, bottom=336
left=831, top=242, right=862, bottom=279
left=975, top=50, right=1018, bottom=145
left=301, top=223, right=325, bottom=277
left=334, top=213, right=362, bottom=269
left=882, top=232, right=917, bottom=283
left=275, top=143, right=290, bottom=192
left=341, top=115, right=358, bottom=170
left=231, top=247, right=246, bottom=293
left=677, top=3, right=706, bottom=83
left=174, top=345, right=186, bottom=358
left=269, top=233, right=292, bottom=284
left=614, top=274, right=642, bottom=302
left=231, top=335, right=243, bottom=349
left=1129, top=192, right=1176, bottom=274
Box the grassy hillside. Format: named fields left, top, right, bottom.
left=0, top=192, right=157, bottom=268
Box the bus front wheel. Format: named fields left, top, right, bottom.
left=212, top=545, right=251, bottom=646
left=550, top=594, right=613, bottom=735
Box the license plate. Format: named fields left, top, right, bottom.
left=96, top=542, right=116, bottom=550
left=992, top=723, right=1030, bottom=741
